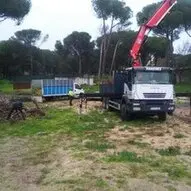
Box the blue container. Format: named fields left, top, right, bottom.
left=42, top=79, right=73, bottom=97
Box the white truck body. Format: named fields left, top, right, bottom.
left=104, top=67, right=175, bottom=120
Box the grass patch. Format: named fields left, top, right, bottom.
left=36, top=167, right=50, bottom=184
left=55, top=179, right=82, bottom=185
left=184, top=150, right=191, bottom=156
left=149, top=157, right=191, bottom=180
left=129, top=163, right=150, bottom=178
left=22, top=136, right=56, bottom=165
left=96, top=178, right=108, bottom=188
left=157, top=146, right=181, bottom=156
left=166, top=186, right=177, bottom=191
left=0, top=108, right=117, bottom=138
left=162, top=165, right=191, bottom=179
left=128, top=140, right=149, bottom=148
left=14, top=89, right=32, bottom=95
left=126, top=117, right=161, bottom=128
left=106, top=151, right=146, bottom=163
left=0, top=79, right=32, bottom=95
left=0, top=80, right=13, bottom=94
left=175, top=83, right=191, bottom=93
left=82, top=84, right=99, bottom=93
left=173, top=133, right=185, bottom=139
left=85, top=141, right=115, bottom=152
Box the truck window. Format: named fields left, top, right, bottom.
left=75, top=84, right=82, bottom=89
left=134, top=71, right=172, bottom=84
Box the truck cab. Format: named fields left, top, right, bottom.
left=121, top=67, right=175, bottom=120
left=73, top=83, right=85, bottom=96
left=104, top=67, right=175, bottom=121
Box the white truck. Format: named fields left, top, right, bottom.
left=101, top=0, right=177, bottom=121
left=42, top=79, right=84, bottom=100
left=102, top=67, right=175, bottom=121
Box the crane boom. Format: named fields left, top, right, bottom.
left=130, top=0, right=177, bottom=67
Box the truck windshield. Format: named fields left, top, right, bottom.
left=134, top=71, right=172, bottom=84
left=75, top=84, right=82, bottom=89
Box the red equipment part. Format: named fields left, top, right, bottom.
left=130, top=0, right=177, bottom=67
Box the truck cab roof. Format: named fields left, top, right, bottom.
left=123, top=67, right=173, bottom=72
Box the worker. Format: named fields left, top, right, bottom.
left=68, top=88, right=74, bottom=106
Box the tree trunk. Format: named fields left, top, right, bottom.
left=71, top=45, right=82, bottom=76
left=101, top=17, right=114, bottom=76
left=169, top=32, right=175, bottom=67
left=101, top=19, right=107, bottom=76
left=165, top=31, right=175, bottom=67
left=30, top=55, right=33, bottom=76
left=98, top=39, right=104, bottom=79
left=110, top=40, right=120, bottom=75
left=165, top=32, right=170, bottom=67
left=78, top=56, right=82, bottom=76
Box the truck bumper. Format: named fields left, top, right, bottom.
left=128, top=100, right=175, bottom=114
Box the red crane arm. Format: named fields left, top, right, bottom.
left=130, top=0, right=177, bottom=67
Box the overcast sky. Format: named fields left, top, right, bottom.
left=0, top=0, right=188, bottom=50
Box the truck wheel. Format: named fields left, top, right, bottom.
left=158, top=112, right=167, bottom=121
left=168, top=112, right=173, bottom=116
left=121, top=103, right=131, bottom=121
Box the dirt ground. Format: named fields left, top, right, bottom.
left=0, top=100, right=191, bottom=191
left=175, top=97, right=191, bottom=122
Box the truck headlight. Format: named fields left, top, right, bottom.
left=168, top=107, right=174, bottom=110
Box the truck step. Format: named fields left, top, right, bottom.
left=109, top=100, right=120, bottom=110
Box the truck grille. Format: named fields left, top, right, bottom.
left=143, top=93, right=166, bottom=98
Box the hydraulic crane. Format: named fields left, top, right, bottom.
left=130, top=0, right=177, bottom=67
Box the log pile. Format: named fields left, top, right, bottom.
left=26, top=99, right=45, bottom=117
left=0, top=95, right=45, bottom=121
left=0, top=95, right=11, bottom=121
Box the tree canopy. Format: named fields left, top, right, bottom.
left=0, top=1, right=191, bottom=80
left=92, top=0, right=132, bottom=25
left=92, top=0, right=132, bottom=77
left=12, top=29, right=42, bottom=47
left=0, top=0, right=31, bottom=24
left=55, top=31, right=95, bottom=75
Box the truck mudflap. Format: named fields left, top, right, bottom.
left=128, top=100, right=175, bottom=113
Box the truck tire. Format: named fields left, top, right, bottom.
left=158, top=112, right=167, bottom=121
left=168, top=111, right=173, bottom=116
left=121, top=103, right=131, bottom=121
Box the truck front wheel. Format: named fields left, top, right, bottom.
left=158, top=112, right=167, bottom=121
left=121, top=103, right=131, bottom=121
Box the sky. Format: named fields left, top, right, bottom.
left=0, top=0, right=188, bottom=51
